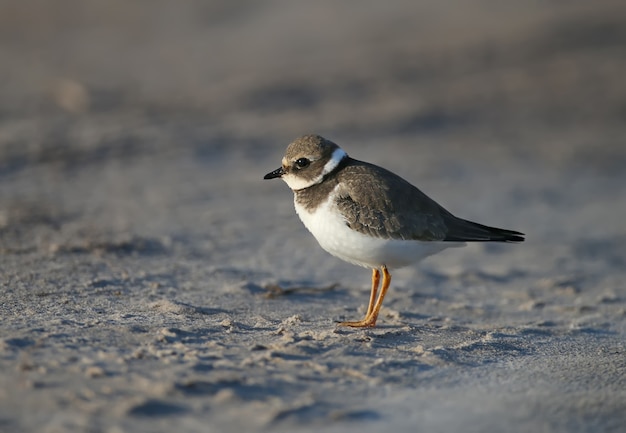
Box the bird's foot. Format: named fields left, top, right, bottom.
left=337, top=317, right=377, bottom=328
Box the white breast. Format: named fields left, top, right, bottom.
left=294, top=186, right=460, bottom=269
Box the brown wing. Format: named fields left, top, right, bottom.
left=334, top=160, right=525, bottom=243
left=334, top=161, right=449, bottom=241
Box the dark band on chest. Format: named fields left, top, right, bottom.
left=294, top=157, right=349, bottom=212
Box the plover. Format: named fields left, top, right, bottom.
left=264, top=135, right=524, bottom=328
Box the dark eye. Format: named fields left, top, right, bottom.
left=295, top=158, right=310, bottom=168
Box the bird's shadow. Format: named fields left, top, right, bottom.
left=242, top=280, right=342, bottom=301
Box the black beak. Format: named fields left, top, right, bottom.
left=264, top=167, right=285, bottom=179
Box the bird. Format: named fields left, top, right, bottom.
left=264, top=135, right=524, bottom=328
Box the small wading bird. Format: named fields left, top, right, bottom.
left=264, top=135, right=524, bottom=328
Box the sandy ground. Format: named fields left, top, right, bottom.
left=1, top=1, right=626, bottom=432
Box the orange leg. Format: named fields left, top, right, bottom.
left=366, top=268, right=380, bottom=317
left=339, top=266, right=390, bottom=328
left=363, top=265, right=391, bottom=327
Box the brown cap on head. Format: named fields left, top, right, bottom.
left=264, top=135, right=348, bottom=190
left=283, top=135, right=339, bottom=163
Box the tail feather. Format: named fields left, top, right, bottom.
left=443, top=216, right=525, bottom=243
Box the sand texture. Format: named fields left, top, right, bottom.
left=1, top=1, right=625, bottom=432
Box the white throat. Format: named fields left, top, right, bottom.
left=282, top=147, right=347, bottom=191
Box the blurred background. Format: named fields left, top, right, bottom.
left=2, top=3, right=626, bottom=431
left=0, top=0, right=625, bottom=264
left=2, top=0, right=624, bottom=138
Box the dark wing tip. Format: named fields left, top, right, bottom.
left=443, top=217, right=525, bottom=243
left=504, top=231, right=525, bottom=243
left=491, top=229, right=525, bottom=243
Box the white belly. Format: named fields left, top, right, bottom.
left=294, top=188, right=461, bottom=269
